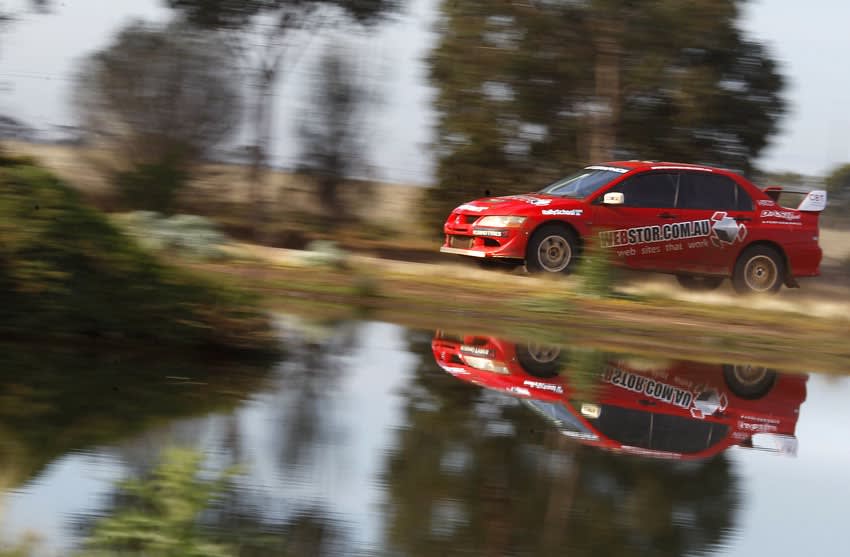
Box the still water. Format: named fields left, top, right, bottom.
left=1, top=317, right=848, bottom=556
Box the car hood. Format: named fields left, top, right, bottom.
left=455, top=194, right=584, bottom=215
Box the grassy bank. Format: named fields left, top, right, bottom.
left=0, top=158, right=274, bottom=351
left=188, top=248, right=850, bottom=375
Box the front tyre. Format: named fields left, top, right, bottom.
left=526, top=225, right=578, bottom=274
left=516, top=343, right=563, bottom=378
left=732, top=245, right=784, bottom=294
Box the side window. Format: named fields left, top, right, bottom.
left=678, top=173, right=751, bottom=211
left=610, top=173, right=678, bottom=208
left=735, top=185, right=754, bottom=211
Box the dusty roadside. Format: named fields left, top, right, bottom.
left=186, top=244, right=850, bottom=375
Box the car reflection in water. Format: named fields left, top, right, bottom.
left=432, top=332, right=807, bottom=460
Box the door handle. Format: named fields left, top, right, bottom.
left=658, top=212, right=679, bottom=219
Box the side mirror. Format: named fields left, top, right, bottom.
left=603, top=192, right=624, bottom=205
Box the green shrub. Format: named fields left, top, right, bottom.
left=576, top=240, right=616, bottom=298
left=113, top=212, right=229, bottom=260
left=0, top=163, right=271, bottom=349
left=80, top=448, right=235, bottom=557
left=113, top=159, right=189, bottom=214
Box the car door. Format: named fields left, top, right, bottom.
left=591, top=172, right=680, bottom=270
left=675, top=172, right=755, bottom=273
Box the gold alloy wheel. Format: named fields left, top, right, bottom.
left=732, top=365, right=769, bottom=386
left=743, top=255, right=778, bottom=292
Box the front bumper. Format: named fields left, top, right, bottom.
left=441, top=216, right=527, bottom=259
left=440, top=246, right=487, bottom=257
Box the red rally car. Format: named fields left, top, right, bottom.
left=432, top=331, right=807, bottom=460
left=440, top=162, right=827, bottom=293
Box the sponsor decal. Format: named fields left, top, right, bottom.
left=458, top=203, right=486, bottom=212
left=586, top=165, right=628, bottom=174
left=761, top=210, right=801, bottom=220
left=758, top=199, right=776, bottom=207
left=740, top=415, right=780, bottom=424
left=542, top=209, right=583, bottom=216
left=472, top=229, right=507, bottom=237
left=507, top=386, right=531, bottom=396
left=523, top=380, right=564, bottom=394
left=738, top=421, right=778, bottom=433
left=604, top=367, right=695, bottom=410
left=506, top=195, right=552, bottom=206
left=438, top=364, right=470, bottom=375
left=600, top=219, right=712, bottom=248
left=460, top=345, right=493, bottom=357
left=709, top=212, right=747, bottom=246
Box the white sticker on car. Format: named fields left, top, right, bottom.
left=542, top=209, right=583, bottom=216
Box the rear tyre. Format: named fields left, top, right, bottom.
left=722, top=364, right=777, bottom=399
left=526, top=225, right=578, bottom=274
left=732, top=245, right=784, bottom=294
left=516, top=343, right=563, bottom=378
left=676, top=275, right=724, bottom=291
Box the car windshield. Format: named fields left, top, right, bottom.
left=522, top=399, right=594, bottom=438
left=538, top=167, right=627, bottom=198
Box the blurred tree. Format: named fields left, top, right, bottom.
left=166, top=0, right=401, bottom=239
left=825, top=163, right=850, bottom=205
left=75, top=21, right=241, bottom=213
left=297, top=44, right=373, bottom=225
left=427, top=0, right=785, bottom=229
left=758, top=171, right=808, bottom=188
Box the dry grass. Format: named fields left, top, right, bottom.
left=821, top=228, right=850, bottom=260
left=3, top=140, right=428, bottom=239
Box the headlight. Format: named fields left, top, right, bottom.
left=477, top=216, right=527, bottom=228
left=461, top=355, right=510, bottom=374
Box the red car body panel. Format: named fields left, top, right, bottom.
left=441, top=161, right=823, bottom=279
left=432, top=332, right=807, bottom=460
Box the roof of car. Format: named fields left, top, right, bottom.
left=598, top=161, right=730, bottom=173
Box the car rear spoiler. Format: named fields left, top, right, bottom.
left=742, top=433, right=798, bottom=457
left=762, top=185, right=828, bottom=212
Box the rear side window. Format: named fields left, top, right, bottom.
left=678, top=173, right=753, bottom=211
left=610, top=172, right=678, bottom=208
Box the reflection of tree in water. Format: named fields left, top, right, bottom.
left=200, top=319, right=363, bottom=556
left=69, top=320, right=363, bottom=557
left=77, top=450, right=352, bottom=557
left=0, top=344, right=273, bottom=489
left=275, top=320, right=359, bottom=469
left=381, top=330, right=741, bottom=556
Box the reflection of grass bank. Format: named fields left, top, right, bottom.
left=191, top=254, right=850, bottom=375
left=0, top=158, right=273, bottom=351
left=0, top=343, right=273, bottom=491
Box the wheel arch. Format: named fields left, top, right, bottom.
left=528, top=220, right=584, bottom=253
left=734, top=240, right=790, bottom=282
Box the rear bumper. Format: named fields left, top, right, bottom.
left=786, top=243, right=822, bottom=277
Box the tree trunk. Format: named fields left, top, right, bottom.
left=248, top=68, right=276, bottom=243
left=589, top=20, right=623, bottom=162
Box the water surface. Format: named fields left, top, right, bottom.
left=1, top=318, right=848, bottom=556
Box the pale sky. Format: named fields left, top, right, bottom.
left=0, top=0, right=847, bottom=184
